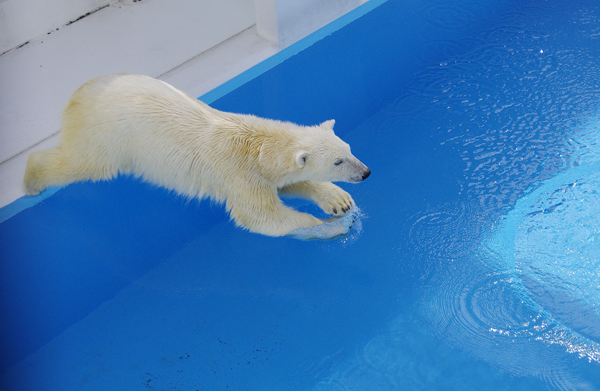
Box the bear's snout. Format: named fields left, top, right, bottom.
left=361, top=168, right=371, bottom=181
left=346, top=159, right=370, bottom=183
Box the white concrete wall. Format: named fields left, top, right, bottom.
left=0, top=0, right=111, bottom=54
left=255, top=0, right=365, bottom=48
left=0, top=0, right=368, bottom=208
left=1, top=0, right=368, bottom=54
left=0, top=0, right=257, bottom=166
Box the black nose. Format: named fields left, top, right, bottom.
left=362, top=169, right=371, bottom=180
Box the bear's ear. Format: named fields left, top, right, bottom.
left=320, top=119, right=335, bottom=131
left=295, top=151, right=310, bottom=168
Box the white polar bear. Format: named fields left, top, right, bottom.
left=23, top=74, right=371, bottom=237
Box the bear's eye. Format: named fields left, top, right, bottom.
left=334, top=159, right=344, bottom=166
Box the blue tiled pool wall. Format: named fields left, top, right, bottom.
left=2, top=0, right=600, bottom=389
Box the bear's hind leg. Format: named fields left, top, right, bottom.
left=23, top=148, right=107, bottom=195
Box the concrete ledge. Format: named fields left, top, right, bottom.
left=0, top=0, right=370, bottom=210
left=0, top=0, right=111, bottom=54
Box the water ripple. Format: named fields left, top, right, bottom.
left=453, top=121, right=600, bottom=373
left=402, top=6, right=600, bottom=213
left=408, top=201, right=481, bottom=261
left=314, top=1, right=600, bottom=389
left=421, top=0, right=497, bottom=30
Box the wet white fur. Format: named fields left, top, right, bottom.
left=24, top=74, right=369, bottom=236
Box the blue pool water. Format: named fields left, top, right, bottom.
left=1, top=0, right=600, bottom=389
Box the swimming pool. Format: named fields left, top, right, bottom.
left=1, top=0, right=600, bottom=389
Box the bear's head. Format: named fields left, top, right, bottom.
left=256, top=118, right=370, bottom=187
left=290, top=119, right=371, bottom=184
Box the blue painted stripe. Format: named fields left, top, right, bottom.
left=199, top=0, right=389, bottom=104
left=0, top=186, right=64, bottom=224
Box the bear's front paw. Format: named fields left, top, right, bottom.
left=316, top=184, right=354, bottom=216
left=286, top=211, right=355, bottom=241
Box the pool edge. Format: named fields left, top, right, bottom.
left=0, top=0, right=388, bottom=223
left=199, top=0, right=389, bottom=104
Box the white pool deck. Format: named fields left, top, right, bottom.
left=0, top=0, right=366, bottom=209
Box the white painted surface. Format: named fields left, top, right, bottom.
left=0, top=0, right=110, bottom=54
left=0, top=0, right=256, bottom=164
left=160, top=26, right=278, bottom=100
left=255, top=0, right=364, bottom=48
left=254, top=0, right=279, bottom=44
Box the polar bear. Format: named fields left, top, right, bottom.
left=24, top=74, right=370, bottom=237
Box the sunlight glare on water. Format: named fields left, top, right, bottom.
left=489, top=121, right=600, bottom=357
